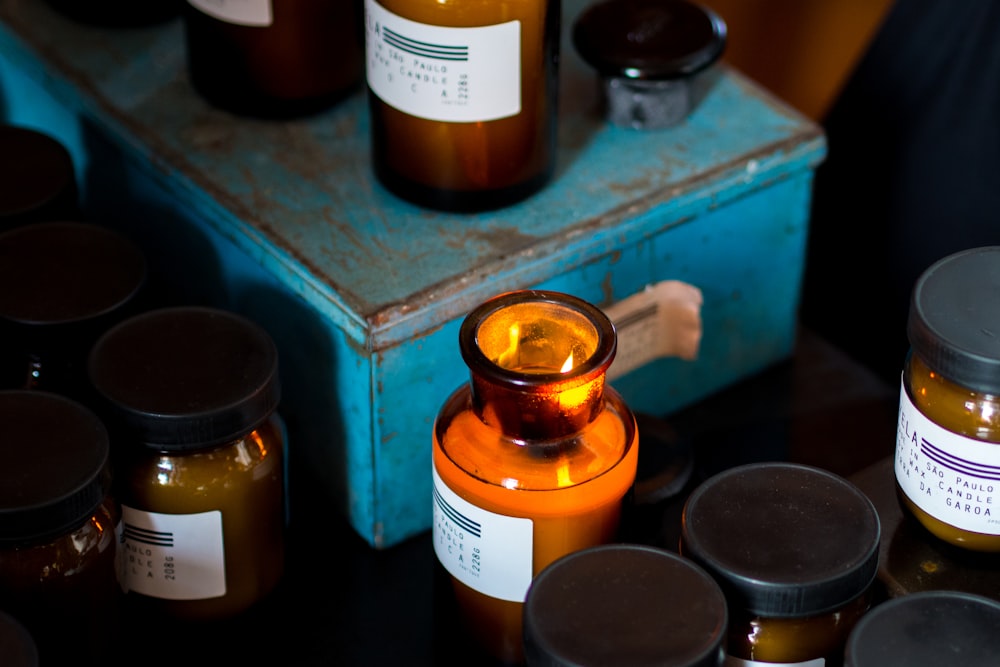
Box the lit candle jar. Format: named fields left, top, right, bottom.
left=432, top=290, right=639, bottom=664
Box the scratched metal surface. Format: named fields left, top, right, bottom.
left=0, top=0, right=823, bottom=349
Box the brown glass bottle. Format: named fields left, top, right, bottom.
left=88, top=306, right=286, bottom=622
left=433, top=290, right=639, bottom=664
left=183, top=0, right=363, bottom=118
left=0, top=390, right=121, bottom=667
left=366, top=0, right=560, bottom=211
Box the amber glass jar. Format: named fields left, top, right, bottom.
left=894, top=246, right=1000, bottom=552
left=0, top=390, right=121, bottom=666
left=680, top=462, right=881, bottom=666
left=183, top=0, right=363, bottom=118
left=0, top=221, right=147, bottom=402
left=88, top=306, right=286, bottom=621
left=433, top=290, right=639, bottom=664
left=365, top=0, right=560, bottom=211
left=523, top=543, right=727, bottom=667
left=0, top=125, right=78, bottom=230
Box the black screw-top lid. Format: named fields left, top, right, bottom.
left=0, top=220, right=147, bottom=327
left=88, top=306, right=281, bottom=451
left=844, top=591, right=1000, bottom=667
left=0, top=390, right=111, bottom=546
left=573, top=0, right=727, bottom=81
left=907, top=246, right=1000, bottom=394
left=523, top=543, right=728, bottom=667
left=680, top=462, right=881, bottom=618
left=0, top=125, right=78, bottom=228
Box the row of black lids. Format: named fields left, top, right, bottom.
left=521, top=461, right=1000, bottom=667
left=42, top=0, right=728, bottom=212
left=520, top=245, right=1000, bottom=666
left=0, top=124, right=289, bottom=665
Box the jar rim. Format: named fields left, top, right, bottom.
left=459, top=290, right=617, bottom=389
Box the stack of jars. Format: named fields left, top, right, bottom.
left=514, top=461, right=883, bottom=666
left=0, top=124, right=289, bottom=664
left=174, top=0, right=558, bottom=212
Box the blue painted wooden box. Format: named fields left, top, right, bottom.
left=0, top=0, right=825, bottom=549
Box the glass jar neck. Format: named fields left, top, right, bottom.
left=469, top=372, right=607, bottom=440
left=460, top=290, right=616, bottom=441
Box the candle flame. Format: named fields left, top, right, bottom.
left=560, top=352, right=574, bottom=373
left=494, top=322, right=578, bottom=374
left=556, top=460, right=572, bottom=488
left=495, top=323, right=521, bottom=369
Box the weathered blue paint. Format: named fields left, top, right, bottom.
left=0, top=0, right=825, bottom=548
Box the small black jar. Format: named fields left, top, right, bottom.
left=680, top=462, right=881, bottom=665
left=844, top=590, right=1000, bottom=666
left=523, top=543, right=728, bottom=667
left=0, top=221, right=147, bottom=402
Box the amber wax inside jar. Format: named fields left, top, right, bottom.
left=88, top=306, right=286, bottom=622
left=894, top=246, right=1000, bottom=552
left=680, top=462, right=881, bottom=665
left=433, top=290, right=639, bottom=664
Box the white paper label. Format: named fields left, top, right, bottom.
left=604, top=280, right=703, bottom=381
left=725, top=657, right=824, bottom=667
left=432, top=466, right=533, bottom=602
left=365, top=0, right=521, bottom=122
left=895, top=381, right=1000, bottom=534
left=120, top=506, right=227, bottom=600
left=187, top=0, right=272, bottom=27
